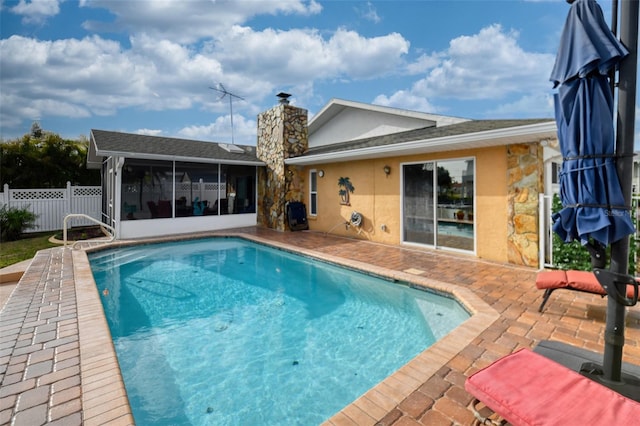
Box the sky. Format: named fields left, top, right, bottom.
left=0, top=0, right=634, bottom=147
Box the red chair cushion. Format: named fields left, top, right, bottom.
left=465, top=348, right=640, bottom=426
left=565, top=270, right=606, bottom=295
left=535, top=270, right=568, bottom=290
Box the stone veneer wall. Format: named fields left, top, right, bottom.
left=256, top=103, right=308, bottom=231
left=506, top=143, right=544, bottom=267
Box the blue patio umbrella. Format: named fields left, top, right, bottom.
left=550, top=0, right=634, bottom=248
left=546, top=0, right=640, bottom=397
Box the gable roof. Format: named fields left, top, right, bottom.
left=308, top=98, right=469, bottom=133
left=287, top=118, right=557, bottom=165
left=307, top=98, right=470, bottom=148
left=88, top=129, right=263, bottom=168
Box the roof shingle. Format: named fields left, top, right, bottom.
left=306, top=119, right=554, bottom=156
left=90, top=129, right=262, bottom=164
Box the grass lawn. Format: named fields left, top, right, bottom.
left=0, top=232, right=59, bottom=268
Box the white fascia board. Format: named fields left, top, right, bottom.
left=287, top=121, right=557, bottom=165
left=94, top=150, right=264, bottom=166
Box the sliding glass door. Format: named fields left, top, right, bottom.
left=403, top=163, right=435, bottom=245
left=403, top=159, right=475, bottom=252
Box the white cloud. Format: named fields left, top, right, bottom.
left=178, top=114, right=257, bottom=145
left=212, top=25, right=408, bottom=83
left=0, top=35, right=158, bottom=121
left=135, top=128, right=164, bottom=137
left=358, top=2, right=381, bottom=24
left=377, top=24, right=555, bottom=117
left=10, top=0, right=60, bottom=24
left=0, top=34, right=240, bottom=128
left=487, top=93, right=555, bottom=118
left=406, top=53, right=441, bottom=75
left=373, top=91, right=437, bottom=114
left=80, top=0, right=322, bottom=44
left=1, top=0, right=412, bottom=134
left=415, top=24, right=554, bottom=100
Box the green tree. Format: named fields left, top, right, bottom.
left=0, top=129, right=99, bottom=188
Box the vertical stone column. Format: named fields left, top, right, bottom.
left=256, top=101, right=308, bottom=230
left=506, top=143, right=544, bottom=266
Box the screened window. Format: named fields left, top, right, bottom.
left=121, top=160, right=173, bottom=220
left=221, top=164, right=256, bottom=214
left=310, top=170, right=318, bottom=216
left=120, top=159, right=256, bottom=220
left=174, top=162, right=219, bottom=216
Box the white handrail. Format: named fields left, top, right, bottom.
left=63, top=213, right=116, bottom=249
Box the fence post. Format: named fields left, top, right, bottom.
left=66, top=181, right=72, bottom=216
left=1, top=184, right=8, bottom=207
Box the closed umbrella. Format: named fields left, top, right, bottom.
left=549, top=0, right=639, bottom=397
left=550, top=0, right=633, bottom=248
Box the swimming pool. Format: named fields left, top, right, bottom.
left=89, top=238, right=469, bottom=425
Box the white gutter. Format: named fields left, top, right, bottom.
left=94, top=150, right=265, bottom=166
left=287, top=121, right=557, bottom=165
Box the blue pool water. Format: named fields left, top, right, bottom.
left=89, top=238, right=469, bottom=425
left=438, top=221, right=474, bottom=238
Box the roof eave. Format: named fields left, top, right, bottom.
left=287, top=121, right=557, bottom=165
left=86, top=130, right=103, bottom=169
left=94, top=150, right=265, bottom=166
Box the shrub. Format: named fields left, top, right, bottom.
left=551, top=194, right=638, bottom=274
left=0, top=205, right=38, bottom=242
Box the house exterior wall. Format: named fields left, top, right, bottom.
left=255, top=101, right=547, bottom=267
left=257, top=103, right=308, bottom=231
left=310, top=158, right=400, bottom=245
left=304, top=144, right=541, bottom=265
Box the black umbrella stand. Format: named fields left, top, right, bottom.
left=590, top=0, right=640, bottom=388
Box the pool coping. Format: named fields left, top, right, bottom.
left=74, top=232, right=500, bottom=425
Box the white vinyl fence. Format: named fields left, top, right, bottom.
left=0, top=183, right=102, bottom=233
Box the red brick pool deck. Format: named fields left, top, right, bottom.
left=1, top=227, right=639, bottom=425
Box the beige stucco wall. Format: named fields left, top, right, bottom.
left=476, top=146, right=509, bottom=262
left=306, top=146, right=511, bottom=263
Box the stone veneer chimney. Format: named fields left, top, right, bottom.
left=256, top=95, right=308, bottom=231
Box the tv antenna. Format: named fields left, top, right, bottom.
left=210, top=83, right=245, bottom=144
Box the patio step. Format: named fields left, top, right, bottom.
left=0, top=259, right=31, bottom=283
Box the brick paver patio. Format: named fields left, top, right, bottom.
left=1, top=227, right=639, bottom=425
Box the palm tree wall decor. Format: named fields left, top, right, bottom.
left=338, top=177, right=355, bottom=205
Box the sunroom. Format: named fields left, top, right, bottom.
left=88, top=129, right=263, bottom=239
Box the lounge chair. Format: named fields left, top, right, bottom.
left=286, top=201, right=309, bottom=231
left=465, top=348, right=640, bottom=425
left=535, top=270, right=637, bottom=312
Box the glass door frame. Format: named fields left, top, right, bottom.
left=400, top=157, right=476, bottom=254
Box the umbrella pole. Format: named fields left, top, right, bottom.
left=605, top=0, right=638, bottom=383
